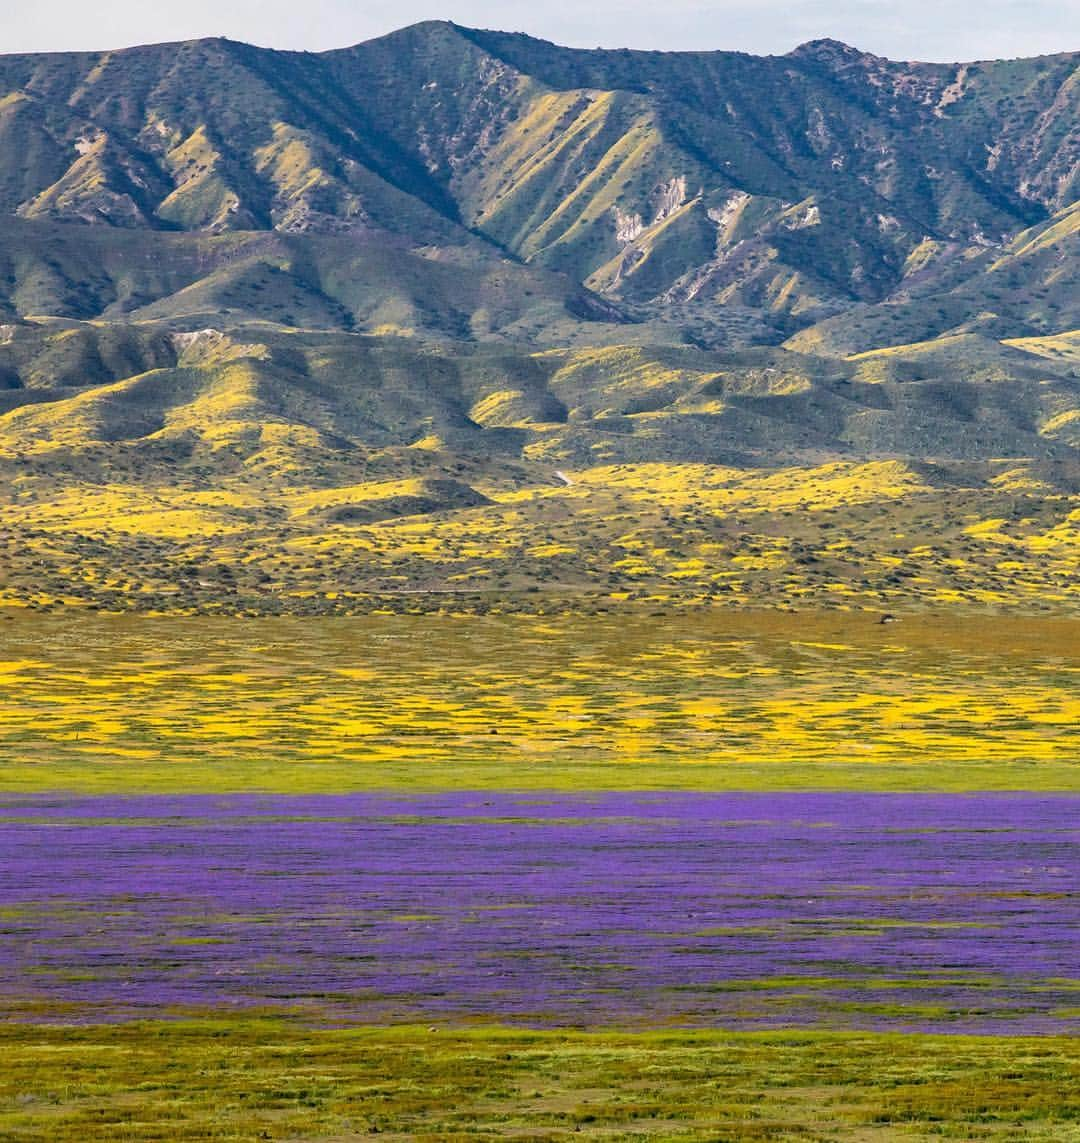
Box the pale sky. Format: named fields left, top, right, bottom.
left=4, top=0, right=1078, bottom=61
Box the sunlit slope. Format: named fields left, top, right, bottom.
left=2, top=327, right=1080, bottom=616
left=0, top=25, right=1077, bottom=333
left=438, top=28, right=1079, bottom=315
left=787, top=200, right=1080, bottom=356
left=5, top=323, right=1080, bottom=464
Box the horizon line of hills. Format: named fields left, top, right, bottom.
left=0, top=20, right=1079, bottom=501
left=11, top=23, right=1076, bottom=65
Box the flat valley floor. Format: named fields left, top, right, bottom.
left=0, top=609, right=1077, bottom=1140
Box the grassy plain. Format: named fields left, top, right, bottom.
left=1, top=1021, right=1077, bottom=1142
left=0, top=608, right=1076, bottom=793
left=3, top=456, right=1077, bottom=1139
left=1, top=601, right=1076, bottom=1143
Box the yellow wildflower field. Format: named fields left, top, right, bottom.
left=0, top=608, right=1075, bottom=793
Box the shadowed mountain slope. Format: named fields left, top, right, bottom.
left=0, top=24, right=1077, bottom=330
left=2, top=26, right=1080, bottom=613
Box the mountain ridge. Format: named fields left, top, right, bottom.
left=0, top=22, right=1077, bottom=358
left=2, top=23, right=1080, bottom=614
left=11, top=24, right=1075, bottom=65
left=0, top=21, right=1076, bottom=335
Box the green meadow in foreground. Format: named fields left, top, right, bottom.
left=1, top=1021, right=1077, bottom=1142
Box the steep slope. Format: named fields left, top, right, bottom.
left=0, top=25, right=1077, bottom=335
left=2, top=26, right=1080, bottom=615
left=0, top=37, right=462, bottom=238
left=787, top=198, right=1080, bottom=355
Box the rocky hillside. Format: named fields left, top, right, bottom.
left=0, top=23, right=1076, bottom=342
left=1, top=25, right=1080, bottom=613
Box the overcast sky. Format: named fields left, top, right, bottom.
left=5, top=0, right=1078, bottom=61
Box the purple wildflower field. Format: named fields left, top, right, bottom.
left=1, top=791, right=1076, bottom=1032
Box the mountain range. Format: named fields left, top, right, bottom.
left=1, top=23, right=1079, bottom=613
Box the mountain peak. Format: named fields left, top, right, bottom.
left=788, top=38, right=867, bottom=59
